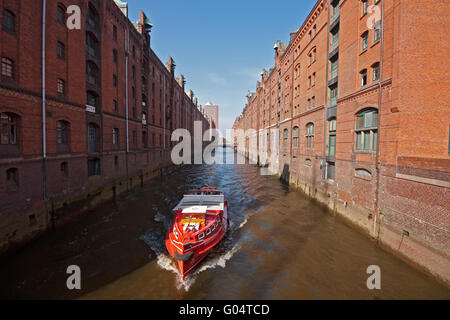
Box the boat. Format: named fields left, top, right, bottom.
left=165, top=187, right=228, bottom=280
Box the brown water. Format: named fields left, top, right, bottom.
left=0, top=148, right=449, bottom=300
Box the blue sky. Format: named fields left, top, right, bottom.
left=128, top=0, right=317, bottom=131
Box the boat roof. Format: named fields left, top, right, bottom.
left=174, top=194, right=224, bottom=213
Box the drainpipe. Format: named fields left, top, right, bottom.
left=41, top=0, right=47, bottom=202
left=322, top=0, right=331, bottom=180
left=125, top=28, right=130, bottom=187
left=373, top=0, right=385, bottom=238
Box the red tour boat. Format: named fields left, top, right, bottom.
left=165, top=187, right=228, bottom=280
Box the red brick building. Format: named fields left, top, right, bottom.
left=233, top=0, right=450, bottom=284
left=0, top=0, right=210, bottom=254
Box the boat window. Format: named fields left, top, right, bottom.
left=206, top=228, right=211, bottom=236
left=212, top=224, right=216, bottom=231
left=198, top=232, right=205, bottom=240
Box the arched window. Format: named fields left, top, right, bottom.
left=360, top=69, right=368, bottom=87
left=361, top=31, right=369, bottom=51
left=57, top=4, right=66, bottom=24
left=283, top=129, right=289, bottom=148
left=2, top=9, right=15, bottom=32
left=372, top=62, right=380, bottom=81
left=306, top=123, right=314, bottom=150
left=355, top=109, right=378, bottom=152
left=1, top=113, right=18, bottom=145
left=293, top=126, right=299, bottom=148
left=1, top=57, right=14, bottom=79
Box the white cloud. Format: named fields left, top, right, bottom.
left=204, top=72, right=228, bottom=86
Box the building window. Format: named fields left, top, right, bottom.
left=360, top=69, right=368, bottom=87
left=86, top=61, right=99, bottom=86
left=113, top=74, right=117, bottom=87
left=142, top=131, right=148, bottom=148
left=374, top=24, right=381, bottom=43
left=1, top=57, right=14, bottom=79
left=312, top=96, right=315, bottom=108
left=362, top=0, right=368, bottom=16
left=313, top=25, right=317, bottom=36
left=283, top=129, right=289, bottom=148
left=87, top=158, right=101, bottom=177
left=132, top=66, right=136, bottom=80
left=308, top=76, right=311, bottom=88
left=306, top=123, right=314, bottom=150
left=330, top=86, right=338, bottom=107
left=6, top=168, right=19, bottom=187
left=2, top=9, right=15, bottom=33
left=113, top=49, right=118, bottom=63
left=293, top=126, right=299, bottom=148
left=86, top=32, right=99, bottom=58
left=372, top=62, right=380, bottom=81
left=326, top=162, right=335, bottom=180
left=57, top=41, right=65, bottom=59
left=113, top=25, right=117, bottom=41
left=114, top=156, right=119, bottom=168
left=313, top=73, right=316, bottom=86
left=362, top=32, right=369, bottom=51
left=88, top=123, right=99, bottom=153
left=113, top=128, right=119, bottom=146
left=355, top=109, right=378, bottom=152
left=113, top=100, right=118, bottom=113
left=132, top=45, right=136, bottom=58
left=57, top=78, right=65, bottom=96
left=61, top=162, right=68, bottom=177
left=57, top=4, right=66, bottom=24
left=87, top=91, right=99, bottom=111
left=1, top=113, right=18, bottom=145
left=56, top=120, right=69, bottom=145
left=328, top=118, right=337, bottom=157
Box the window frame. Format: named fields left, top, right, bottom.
left=1, top=57, right=14, bottom=79
left=306, top=123, right=315, bottom=150
left=57, top=41, right=66, bottom=60
left=355, top=109, right=378, bottom=152
left=2, top=9, right=15, bottom=33
left=1, top=112, right=18, bottom=145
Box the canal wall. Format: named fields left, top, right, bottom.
left=288, top=171, right=450, bottom=288
left=0, top=160, right=178, bottom=257
left=237, top=148, right=449, bottom=288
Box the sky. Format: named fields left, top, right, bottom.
left=127, top=0, right=317, bottom=131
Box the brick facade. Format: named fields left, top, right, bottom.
left=0, top=0, right=211, bottom=254
left=233, top=0, right=450, bottom=285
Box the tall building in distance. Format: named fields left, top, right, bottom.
left=204, top=102, right=219, bottom=131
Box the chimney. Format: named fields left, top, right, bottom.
left=114, top=0, right=128, bottom=17
left=180, top=74, right=185, bottom=91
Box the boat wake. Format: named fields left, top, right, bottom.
left=140, top=206, right=251, bottom=292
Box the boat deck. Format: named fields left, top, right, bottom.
left=174, top=194, right=225, bottom=213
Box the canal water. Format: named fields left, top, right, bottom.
left=0, top=148, right=448, bottom=299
